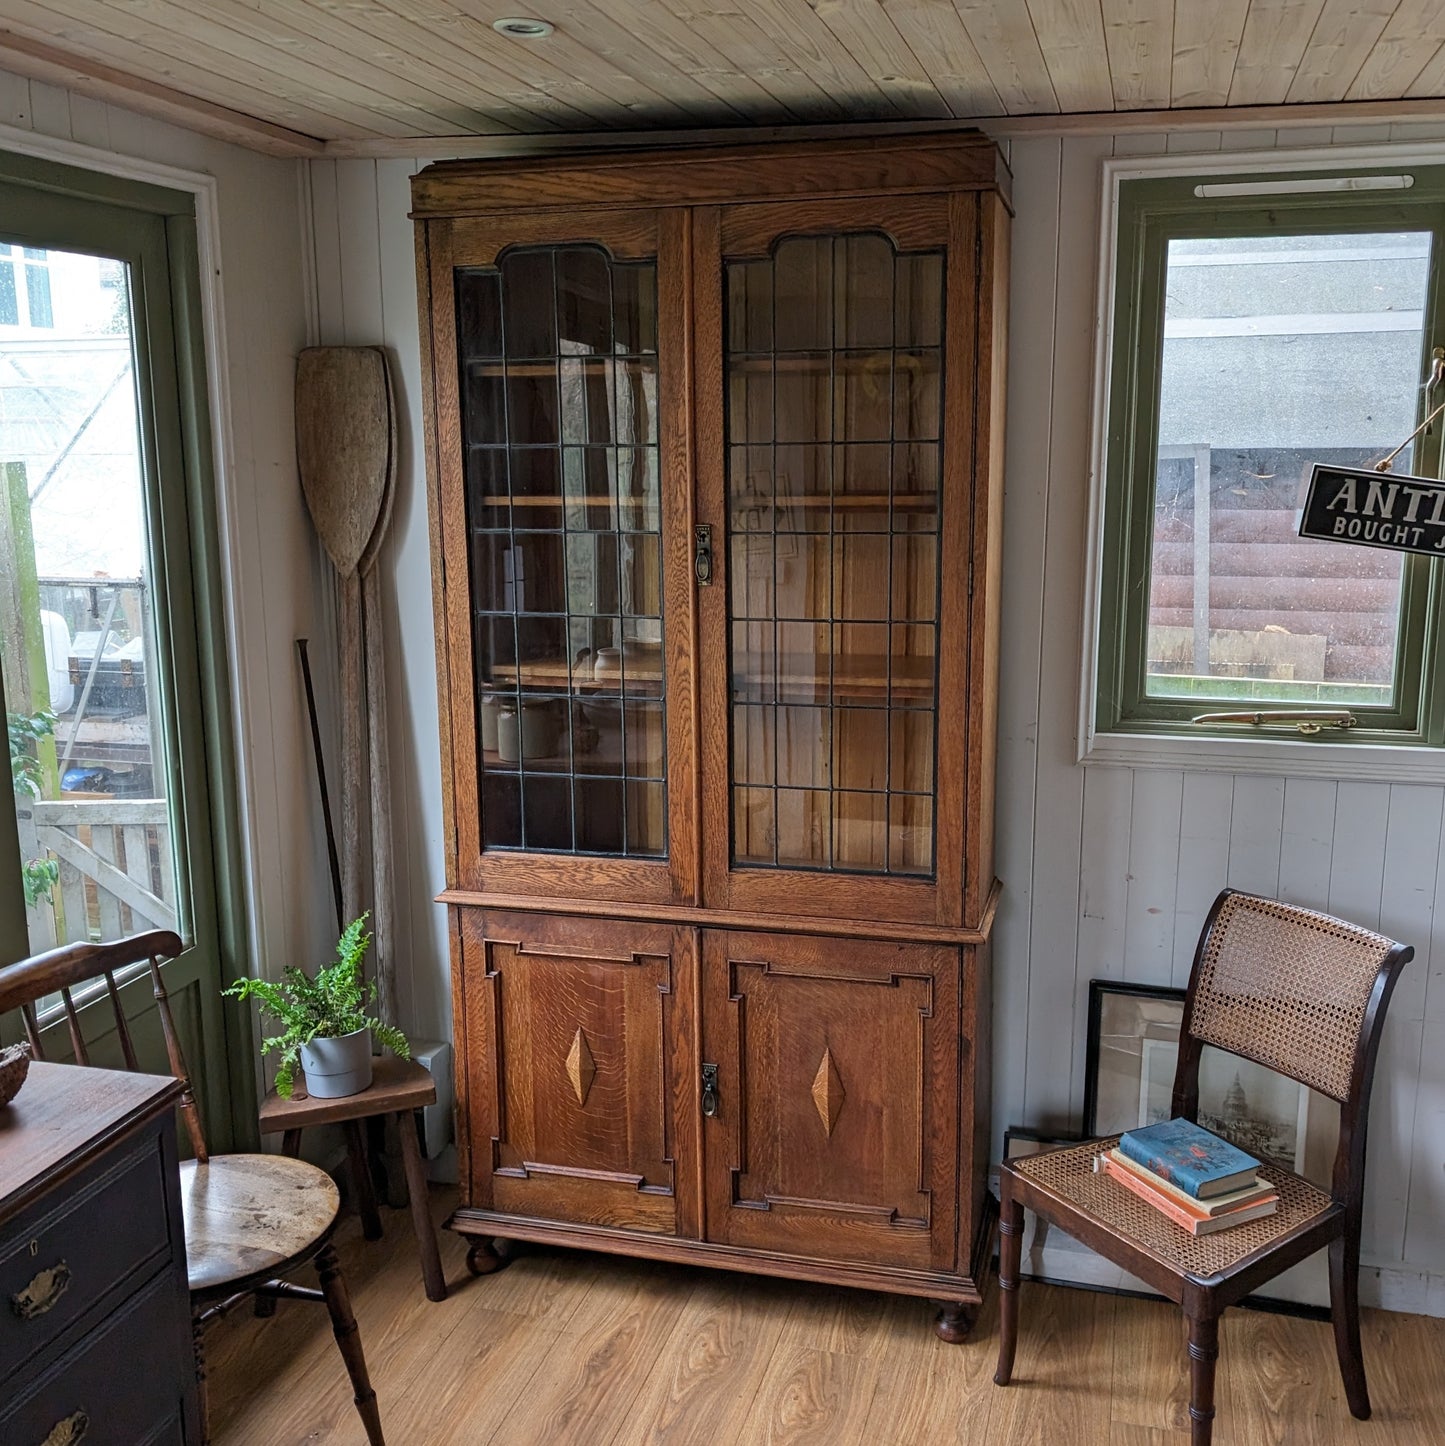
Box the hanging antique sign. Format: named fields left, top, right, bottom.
left=1299, top=463, right=1445, bottom=557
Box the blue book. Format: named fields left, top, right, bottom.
left=1118, top=1118, right=1261, bottom=1199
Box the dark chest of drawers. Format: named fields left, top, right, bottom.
left=0, top=1061, right=199, bottom=1446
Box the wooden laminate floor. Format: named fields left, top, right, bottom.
left=208, top=1190, right=1445, bottom=1445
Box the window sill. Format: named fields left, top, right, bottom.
left=1081, top=728, right=1445, bottom=783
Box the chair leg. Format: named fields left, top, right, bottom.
left=192, top=1312, right=211, bottom=1445
left=994, top=1183, right=1024, bottom=1386
left=345, top=1120, right=384, bottom=1241
left=1329, top=1223, right=1372, bottom=1419
left=315, top=1243, right=385, bottom=1446
left=397, top=1109, right=447, bottom=1302
left=1186, top=1311, right=1219, bottom=1446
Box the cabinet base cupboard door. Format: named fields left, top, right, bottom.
left=416, top=132, right=1008, bottom=1336
left=701, top=931, right=962, bottom=1272
left=457, top=911, right=696, bottom=1236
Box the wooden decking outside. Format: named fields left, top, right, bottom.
left=207, top=1189, right=1445, bottom=1445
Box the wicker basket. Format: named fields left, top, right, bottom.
left=0, top=1041, right=31, bottom=1108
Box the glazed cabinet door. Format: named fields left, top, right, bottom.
left=457, top=910, right=698, bottom=1235
left=425, top=208, right=695, bottom=904
left=700, top=929, right=960, bottom=1271
left=694, top=193, right=995, bottom=927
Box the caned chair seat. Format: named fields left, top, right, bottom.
left=1010, top=1138, right=1336, bottom=1283
left=180, top=1154, right=341, bottom=1293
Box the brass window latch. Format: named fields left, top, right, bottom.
left=1191, top=710, right=1357, bottom=735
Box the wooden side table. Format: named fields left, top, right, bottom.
left=258, top=1056, right=446, bottom=1302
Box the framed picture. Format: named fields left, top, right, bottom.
left=1001, top=1127, right=1090, bottom=1281
left=1003, top=1126, right=1083, bottom=1162
left=1082, top=980, right=1332, bottom=1180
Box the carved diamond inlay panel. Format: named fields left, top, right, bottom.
left=811, top=1047, right=845, bottom=1136
left=566, top=1027, right=596, bottom=1107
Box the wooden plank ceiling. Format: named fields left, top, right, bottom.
left=1, top=0, right=1444, bottom=153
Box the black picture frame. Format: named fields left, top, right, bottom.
left=1083, top=978, right=1321, bottom=1180
left=1082, top=980, right=1186, bottom=1138
left=1002, top=1125, right=1085, bottom=1161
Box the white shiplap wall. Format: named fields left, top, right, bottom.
left=302, top=156, right=450, bottom=1047
left=307, top=121, right=1445, bottom=1312
left=995, top=121, right=1445, bottom=1314
left=0, top=67, right=333, bottom=1001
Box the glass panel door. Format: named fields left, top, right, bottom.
left=457, top=244, right=667, bottom=859
left=0, top=160, right=240, bottom=1147
left=724, top=233, right=944, bottom=878
left=2, top=246, right=181, bottom=954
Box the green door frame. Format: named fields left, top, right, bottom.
left=0, top=149, right=255, bottom=1150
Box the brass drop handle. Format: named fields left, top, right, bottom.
left=12, top=1259, right=70, bottom=1320
left=41, top=1409, right=89, bottom=1445
left=694, top=525, right=713, bottom=586
left=701, top=1063, right=719, bottom=1117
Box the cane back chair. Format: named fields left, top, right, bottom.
left=0, top=931, right=386, bottom=1445
left=995, top=889, right=1413, bottom=1446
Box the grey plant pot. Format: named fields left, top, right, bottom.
left=299, top=1026, right=373, bottom=1098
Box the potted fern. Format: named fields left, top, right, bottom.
left=225, top=914, right=409, bottom=1099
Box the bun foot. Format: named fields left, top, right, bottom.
left=934, top=1300, right=980, bottom=1343
left=465, top=1237, right=506, bottom=1276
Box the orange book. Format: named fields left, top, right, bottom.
left=1107, top=1148, right=1275, bottom=1215
left=1101, top=1156, right=1278, bottom=1236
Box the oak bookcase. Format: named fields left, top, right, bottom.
left=412, top=132, right=1009, bottom=1337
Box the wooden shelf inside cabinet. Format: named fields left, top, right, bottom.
left=728, top=353, right=940, bottom=374
left=479, top=495, right=658, bottom=509
left=731, top=651, right=935, bottom=702
left=731, top=492, right=938, bottom=514
left=463, top=358, right=655, bottom=375
left=491, top=658, right=664, bottom=690
left=480, top=746, right=663, bottom=778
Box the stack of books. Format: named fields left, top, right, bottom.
left=1096, top=1117, right=1278, bottom=1237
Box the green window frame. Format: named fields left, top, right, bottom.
left=1096, top=165, right=1445, bottom=747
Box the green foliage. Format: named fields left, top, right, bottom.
left=224, top=913, right=410, bottom=1098
left=22, top=856, right=59, bottom=907
left=9, top=710, right=59, bottom=911
left=8, top=708, right=55, bottom=799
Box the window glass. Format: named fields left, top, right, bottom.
left=725, top=234, right=943, bottom=877
left=1148, top=232, right=1429, bottom=707
left=24, top=256, right=51, bottom=327
left=456, top=245, right=666, bottom=860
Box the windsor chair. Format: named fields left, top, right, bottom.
left=0, top=930, right=386, bottom=1445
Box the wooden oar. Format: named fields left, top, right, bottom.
left=295, top=346, right=397, bottom=1029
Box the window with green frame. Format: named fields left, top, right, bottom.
left=1095, top=166, right=1445, bottom=745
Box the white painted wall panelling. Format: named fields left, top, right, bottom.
left=306, top=119, right=1445, bottom=1310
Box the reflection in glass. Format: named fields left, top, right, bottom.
left=725, top=233, right=943, bottom=876
left=1148, top=231, right=1426, bottom=706
left=2, top=249, right=184, bottom=952
left=458, top=245, right=666, bottom=858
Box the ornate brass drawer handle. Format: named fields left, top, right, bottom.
left=41, top=1409, right=89, bottom=1445
left=11, top=1260, right=71, bottom=1320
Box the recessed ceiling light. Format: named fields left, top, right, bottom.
left=493, top=17, right=554, bottom=38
